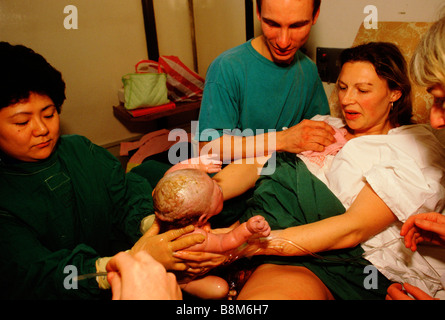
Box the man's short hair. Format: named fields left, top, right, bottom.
left=256, top=0, right=321, bottom=18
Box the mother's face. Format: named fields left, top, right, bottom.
left=337, top=61, right=401, bottom=137
left=0, top=92, right=60, bottom=162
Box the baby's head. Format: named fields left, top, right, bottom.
left=153, top=169, right=224, bottom=229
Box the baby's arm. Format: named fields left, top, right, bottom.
left=189, top=216, right=271, bottom=253
left=164, top=154, right=222, bottom=175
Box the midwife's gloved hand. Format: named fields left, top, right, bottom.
left=130, top=219, right=205, bottom=271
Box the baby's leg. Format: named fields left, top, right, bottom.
left=246, top=215, right=271, bottom=237
left=180, top=275, right=229, bottom=300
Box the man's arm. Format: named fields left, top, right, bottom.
left=198, top=120, right=336, bottom=162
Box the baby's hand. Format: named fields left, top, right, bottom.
left=246, top=215, right=271, bottom=237
left=190, top=154, right=222, bottom=173
left=165, top=154, right=222, bottom=175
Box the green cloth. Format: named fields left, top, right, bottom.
left=241, top=152, right=392, bottom=300
left=0, top=135, right=154, bottom=299
left=131, top=159, right=171, bottom=188
left=196, top=40, right=329, bottom=141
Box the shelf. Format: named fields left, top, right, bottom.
left=113, top=100, right=201, bottom=133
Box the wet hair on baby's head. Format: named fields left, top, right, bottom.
left=153, top=169, right=213, bottom=229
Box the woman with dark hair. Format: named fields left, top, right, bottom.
left=0, top=42, right=203, bottom=299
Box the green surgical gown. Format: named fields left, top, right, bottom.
left=0, top=135, right=154, bottom=299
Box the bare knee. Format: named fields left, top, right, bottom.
left=237, top=264, right=334, bottom=300
left=181, top=275, right=229, bottom=300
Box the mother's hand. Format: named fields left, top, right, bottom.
left=130, top=220, right=205, bottom=271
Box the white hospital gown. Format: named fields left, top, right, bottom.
left=310, top=121, right=445, bottom=298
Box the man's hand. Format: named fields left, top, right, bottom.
left=277, top=120, right=336, bottom=154
left=130, top=220, right=205, bottom=271
left=107, top=251, right=182, bottom=300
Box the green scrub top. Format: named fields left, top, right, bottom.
left=196, top=40, right=330, bottom=141
left=0, top=135, right=154, bottom=299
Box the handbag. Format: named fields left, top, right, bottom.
left=135, top=57, right=205, bottom=102
left=158, top=56, right=205, bottom=102
left=122, top=60, right=170, bottom=110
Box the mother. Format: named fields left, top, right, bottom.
left=180, top=42, right=445, bottom=299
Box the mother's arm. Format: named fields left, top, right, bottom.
left=173, top=183, right=397, bottom=266
left=246, top=183, right=398, bottom=257
left=212, top=156, right=269, bottom=200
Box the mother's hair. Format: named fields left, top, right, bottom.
left=340, top=42, right=413, bottom=127
left=0, top=42, right=66, bottom=112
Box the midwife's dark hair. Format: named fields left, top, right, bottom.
left=0, top=42, right=66, bottom=112
left=340, top=42, right=413, bottom=126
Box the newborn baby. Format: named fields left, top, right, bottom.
left=152, top=167, right=270, bottom=299
left=153, top=168, right=270, bottom=252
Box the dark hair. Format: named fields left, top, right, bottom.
left=256, top=0, right=321, bottom=19
left=340, top=42, right=413, bottom=127
left=0, top=42, right=66, bottom=112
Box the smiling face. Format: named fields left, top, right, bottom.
left=427, top=84, right=445, bottom=129
left=0, top=92, right=60, bottom=162
left=256, top=0, right=319, bottom=65
left=337, top=61, right=402, bottom=136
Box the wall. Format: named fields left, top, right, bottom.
left=306, top=0, right=445, bottom=98
left=153, top=0, right=247, bottom=77
left=0, top=0, right=148, bottom=146
left=306, top=0, right=445, bottom=60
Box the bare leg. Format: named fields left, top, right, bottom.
left=180, top=275, right=229, bottom=299
left=237, top=264, right=334, bottom=300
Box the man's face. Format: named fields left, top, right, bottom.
left=258, top=0, right=319, bottom=64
